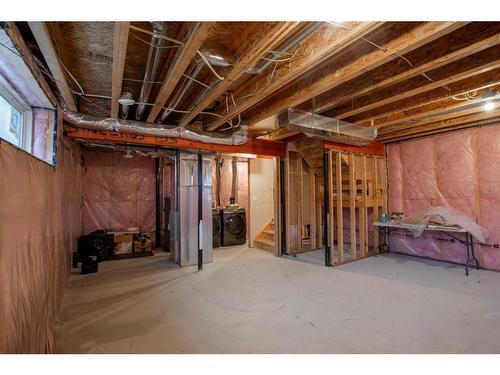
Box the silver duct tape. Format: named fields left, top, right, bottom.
left=63, top=111, right=248, bottom=146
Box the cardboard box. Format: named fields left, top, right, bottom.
left=114, top=234, right=133, bottom=243
left=113, top=241, right=132, bottom=255
left=133, top=239, right=152, bottom=252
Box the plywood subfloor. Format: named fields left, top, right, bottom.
left=55, top=246, right=500, bottom=353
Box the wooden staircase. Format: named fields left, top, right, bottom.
left=253, top=220, right=275, bottom=252
left=296, top=138, right=325, bottom=176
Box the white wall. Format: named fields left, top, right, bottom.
left=249, top=158, right=275, bottom=246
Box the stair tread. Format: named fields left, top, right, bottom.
left=255, top=237, right=274, bottom=245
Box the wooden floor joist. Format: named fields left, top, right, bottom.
left=246, top=22, right=467, bottom=126
left=111, top=22, right=129, bottom=118
left=314, top=32, right=500, bottom=114
left=179, top=22, right=302, bottom=127
left=205, top=22, right=384, bottom=131
left=147, top=22, right=213, bottom=123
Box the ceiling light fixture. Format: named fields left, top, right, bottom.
left=484, top=99, right=495, bottom=112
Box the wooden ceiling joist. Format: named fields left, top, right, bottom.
left=178, top=22, right=302, bottom=127
left=146, top=22, right=214, bottom=123
left=205, top=22, right=385, bottom=131
left=332, top=58, right=500, bottom=121
left=314, top=32, right=500, bottom=114
left=373, top=81, right=500, bottom=129
left=379, top=107, right=500, bottom=142
left=246, top=22, right=467, bottom=126
left=111, top=22, right=129, bottom=118
left=28, top=22, right=77, bottom=112
left=3, top=22, right=59, bottom=108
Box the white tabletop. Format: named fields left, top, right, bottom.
left=373, top=221, right=466, bottom=233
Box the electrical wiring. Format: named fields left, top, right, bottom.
left=196, top=50, right=225, bottom=81
left=129, top=32, right=182, bottom=49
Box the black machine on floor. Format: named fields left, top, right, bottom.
left=74, top=230, right=114, bottom=274
left=212, top=208, right=222, bottom=248
left=221, top=208, right=246, bottom=246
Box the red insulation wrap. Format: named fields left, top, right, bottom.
left=0, top=114, right=83, bottom=353
left=82, top=149, right=156, bottom=238
left=387, top=124, right=500, bottom=271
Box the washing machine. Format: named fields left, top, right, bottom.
left=212, top=208, right=222, bottom=248
left=222, top=208, right=246, bottom=246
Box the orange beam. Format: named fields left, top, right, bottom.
left=64, top=125, right=286, bottom=157
left=324, top=140, right=385, bottom=156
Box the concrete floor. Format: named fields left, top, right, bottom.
left=55, top=246, right=500, bottom=353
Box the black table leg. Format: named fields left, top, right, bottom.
left=465, top=232, right=470, bottom=276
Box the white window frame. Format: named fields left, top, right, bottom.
left=0, top=80, right=33, bottom=152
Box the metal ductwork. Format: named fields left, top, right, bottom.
left=277, top=108, right=378, bottom=146
left=135, top=21, right=167, bottom=120
left=63, top=111, right=248, bottom=145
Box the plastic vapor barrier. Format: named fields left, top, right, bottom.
left=387, top=125, right=500, bottom=271
left=0, top=118, right=83, bottom=353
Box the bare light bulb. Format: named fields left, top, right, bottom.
left=484, top=100, right=495, bottom=112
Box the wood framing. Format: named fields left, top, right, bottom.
left=246, top=22, right=466, bottom=126
left=360, top=155, right=368, bottom=257
left=27, top=22, right=77, bottom=111
left=334, top=58, right=500, bottom=120
left=147, top=22, right=213, bottom=123
left=314, top=32, right=500, bottom=113
left=348, top=154, right=357, bottom=260
left=205, top=22, right=384, bottom=131
left=111, top=22, right=129, bottom=117
left=335, top=152, right=344, bottom=264
left=3, top=22, right=58, bottom=108
left=179, top=22, right=301, bottom=127
left=273, top=157, right=282, bottom=256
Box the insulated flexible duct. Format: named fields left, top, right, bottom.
left=63, top=111, right=248, bottom=145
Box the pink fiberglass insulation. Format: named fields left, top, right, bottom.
left=31, top=108, right=55, bottom=164
left=81, top=149, right=155, bottom=238
left=386, top=124, right=500, bottom=271
left=0, top=116, right=83, bottom=353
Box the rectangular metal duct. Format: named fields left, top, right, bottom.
left=277, top=108, right=378, bottom=146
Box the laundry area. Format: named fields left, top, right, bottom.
left=1, top=15, right=500, bottom=360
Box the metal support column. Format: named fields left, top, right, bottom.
left=197, top=153, right=203, bottom=270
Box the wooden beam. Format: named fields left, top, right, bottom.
left=147, top=22, right=213, bottom=123
left=28, top=22, right=77, bottom=111
left=314, top=32, right=500, bottom=113
left=335, top=151, right=344, bottom=263
left=360, top=156, right=368, bottom=257
left=348, top=154, right=357, bottom=260
left=205, top=22, right=384, bottom=131
left=179, top=22, right=302, bottom=127
left=373, top=81, right=500, bottom=129
left=111, top=22, right=129, bottom=118
left=378, top=101, right=500, bottom=138
left=246, top=22, right=467, bottom=126
left=324, top=141, right=385, bottom=156
left=3, top=22, right=58, bottom=108
left=63, top=125, right=286, bottom=157
left=372, top=157, right=380, bottom=255
left=334, top=58, right=500, bottom=120
left=297, top=154, right=303, bottom=252
left=379, top=107, right=500, bottom=142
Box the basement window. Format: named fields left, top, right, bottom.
left=0, top=88, right=31, bottom=150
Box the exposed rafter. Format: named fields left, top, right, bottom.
left=246, top=22, right=467, bottom=126
left=205, top=21, right=385, bottom=131
left=146, top=22, right=214, bottom=123
left=178, top=22, right=303, bottom=127
left=28, top=21, right=77, bottom=111
left=111, top=22, right=129, bottom=118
